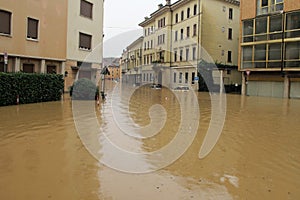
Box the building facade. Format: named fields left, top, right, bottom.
left=134, top=0, right=241, bottom=90
left=0, top=0, right=67, bottom=75
left=239, top=0, right=300, bottom=98
left=120, top=36, right=144, bottom=85
left=65, top=0, right=104, bottom=91
left=0, top=0, right=104, bottom=91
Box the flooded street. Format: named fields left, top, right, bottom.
left=0, top=82, right=300, bottom=200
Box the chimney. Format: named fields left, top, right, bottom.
left=166, top=0, right=171, bottom=5
left=158, top=4, right=163, bottom=9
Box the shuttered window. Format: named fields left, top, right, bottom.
left=80, top=0, right=93, bottom=19
left=0, top=10, right=11, bottom=35
left=79, top=32, right=92, bottom=50
left=27, top=18, right=38, bottom=39
left=23, top=64, right=34, bottom=73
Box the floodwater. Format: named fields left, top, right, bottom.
left=0, top=82, right=299, bottom=200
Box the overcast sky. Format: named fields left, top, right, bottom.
left=103, top=0, right=164, bottom=57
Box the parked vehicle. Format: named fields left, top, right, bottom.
left=173, top=86, right=189, bottom=91
left=150, top=84, right=162, bottom=89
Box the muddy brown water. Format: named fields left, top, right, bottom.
left=0, top=83, right=299, bottom=200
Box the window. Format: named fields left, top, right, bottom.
left=285, top=41, right=300, bottom=67
left=261, top=0, right=268, bottom=7
left=181, top=10, right=184, bottom=21
left=187, top=8, right=190, bottom=18
left=257, top=0, right=283, bottom=15
left=194, top=4, right=197, bottom=15
left=79, top=32, right=92, bottom=50
left=179, top=72, right=183, bottom=83
left=269, top=14, right=282, bottom=39
left=227, top=51, right=232, bottom=63
left=0, top=10, right=11, bottom=35
left=174, top=72, right=177, bottom=83
left=187, top=26, right=190, bottom=38
left=192, top=72, right=195, bottom=84
left=174, top=51, right=177, bottom=62
left=254, top=44, right=266, bottom=61
left=47, top=65, right=56, bottom=74
left=180, top=28, right=184, bottom=40
left=186, top=48, right=189, bottom=61
left=192, top=47, right=197, bottom=60
left=80, top=0, right=93, bottom=19
left=185, top=72, right=188, bottom=83
left=229, top=8, right=233, bottom=20
left=158, top=34, right=165, bottom=45
left=180, top=49, right=183, bottom=61
left=286, top=11, right=300, bottom=38
left=27, top=18, right=39, bottom=40
left=268, top=43, right=281, bottom=60
left=175, top=31, right=178, bottom=41
left=255, top=17, right=267, bottom=34
left=228, top=28, right=232, bottom=40
left=23, top=64, right=34, bottom=73
left=175, top=13, right=178, bottom=23
left=255, top=17, right=267, bottom=41
left=193, top=24, right=197, bottom=36
left=242, top=19, right=254, bottom=42
left=158, top=18, right=166, bottom=28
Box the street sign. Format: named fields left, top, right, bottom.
left=194, top=77, right=199, bottom=81
left=4, top=52, right=8, bottom=65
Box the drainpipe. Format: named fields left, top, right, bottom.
left=280, top=10, right=285, bottom=76
left=197, top=0, right=201, bottom=91
left=169, top=3, right=173, bottom=88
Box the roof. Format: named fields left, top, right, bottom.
left=139, top=0, right=239, bottom=27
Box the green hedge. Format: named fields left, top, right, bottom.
left=0, top=72, right=64, bottom=106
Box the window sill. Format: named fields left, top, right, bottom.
left=26, top=38, right=39, bottom=42
left=79, top=14, right=93, bottom=21
left=0, top=33, right=12, bottom=38
left=79, top=47, right=92, bottom=52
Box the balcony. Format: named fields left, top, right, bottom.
left=257, top=3, right=283, bottom=16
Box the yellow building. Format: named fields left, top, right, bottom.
left=239, top=0, right=300, bottom=98
left=0, top=0, right=104, bottom=91
left=120, top=36, right=144, bottom=85
left=137, top=0, right=241, bottom=90
left=106, top=65, right=120, bottom=81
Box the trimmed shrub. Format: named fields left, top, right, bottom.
left=70, top=78, right=99, bottom=100
left=0, top=72, right=64, bottom=106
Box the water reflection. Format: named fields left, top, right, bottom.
left=0, top=83, right=299, bottom=199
